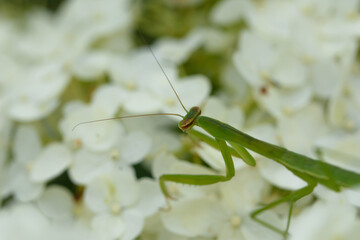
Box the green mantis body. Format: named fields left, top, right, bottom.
left=75, top=40, right=360, bottom=238
left=159, top=106, right=360, bottom=237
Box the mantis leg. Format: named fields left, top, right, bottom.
left=228, top=141, right=256, bottom=166
left=159, top=138, right=235, bottom=199
left=188, top=129, right=256, bottom=166
left=250, top=171, right=317, bottom=238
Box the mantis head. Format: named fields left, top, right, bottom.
left=178, top=106, right=201, bottom=132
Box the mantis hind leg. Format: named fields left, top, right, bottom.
left=159, top=138, right=235, bottom=199
left=251, top=171, right=317, bottom=238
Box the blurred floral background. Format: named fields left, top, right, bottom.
left=1, top=0, right=360, bottom=239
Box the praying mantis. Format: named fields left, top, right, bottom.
left=74, top=41, right=360, bottom=239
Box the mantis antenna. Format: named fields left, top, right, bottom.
left=72, top=113, right=183, bottom=131
left=138, top=32, right=188, bottom=113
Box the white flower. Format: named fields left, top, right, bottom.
left=329, top=75, right=360, bottom=129
left=5, top=125, right=43, bottom=201
left=153, top=29, right=204, bottom=64
left=13, top=10, right=85, bottom=64
left=141, top=213, right=211, bottom=240
left=109, top=49, right=178, bottom=113
left=71, top=51, right=113, bottom=81
left=315, top=131, right=360, bottom=173
left=233, top=30, right=312, bottom=118
left=109, top=48, right=211, bottom=115
left=60, top=101, right=122, bottom=152
left=210, top=0, right=252, bottom=26
left=69, top=129, right=151, bottom=185
left=84, top=166, right=163, bottom=240
left=161, top=197, right=226, bottom=238
left=91, top=84, right=128, bottom=117
left=36, top=185, right=74, bottom=221
left=30, top=143, right=72, bottom=182
left=0, top=202, right=96, bottom=240
left=277, top=104, right=328, bottom=157
left=69, top=149, right=114, bottom=184
left=5, top=125, right=71, bottom=202
left=58, top=0, right=132, bottom=44
left=290, top=198, right=359, bottom=240
left=158, top=159, right=281, bottom=240
left=0, top=203, right=50, bottom=240
left=4, top=63, right=69, bottom=121
left=121, top=115, right=182, bottom=155
left=215, top=168, right=281, bottom=240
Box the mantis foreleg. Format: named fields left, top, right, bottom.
left=188, top=129, right=256, bottom=166
left=159, top=138, right=235, bottom=199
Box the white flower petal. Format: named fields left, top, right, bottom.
left=233, top=31, right=278, bottom=87
left=124, top=91, right=163, bottom=113
left=81, top=121, right=122, bottom=152
left=133, top=178, right=165, bottom=216
left=84, top=167, right=139, bottom=213
left=8, top=98, right=58, bottom=122
left=122, top=210, right=145, bottom=240
left=84, top=177, right=110, bottom=213
left=161, top=198, right=227, bottom=237
left=258, top=157, right=307, bottom=190
left=72, top=51, right=111, bottom=80
left=60, top=103, right=122, bottom=151
left=30, top=143, right=72, bottom=182
left=119, top=131, right=152, bottom=164
left=154, top=29, right=204, bottom=64
left=290, top=200, right=357, bottom=240
left=219, top=168, right=269, bottom=213
left=277, top=104, right=328, bottom=156
left=13, top=170, right=44, bottom=202
left=280, top=86, right=312, bottom=113
left=310, top=59, right=342, bottom=98
left=37, top=185, right=74, bottom=220
left=91, top=213, right=125, bottom=240
left=70, top=149, right=113, bottom=184
left=0, top=203, right=50, bottom=240
left=91, top=84, right=127, bottom=116
left=13, top=125, right=41, bottom=164
left=113, top=167, right=140, bottom=207
left=273, top=54, right=306, bottom=88
left=211, top=0, right=251, bottom=25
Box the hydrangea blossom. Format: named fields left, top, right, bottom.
left=1, top=0, right=360, bottom=239
left=4, top=125, right=71, bottom=202
left=84, top=166, right=164, bottom=240
left=4, top=63, right=69, bottom=121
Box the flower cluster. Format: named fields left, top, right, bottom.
left=0, top=0, right=360, bottom=239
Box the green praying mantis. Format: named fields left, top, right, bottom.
left=74, top=41, right=360, bottom=239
